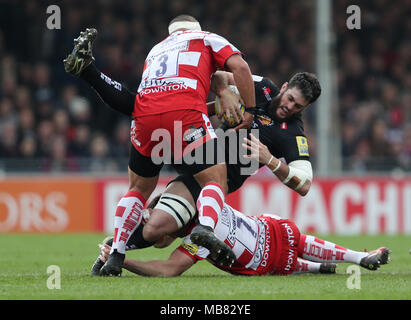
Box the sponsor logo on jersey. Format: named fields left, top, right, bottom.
left=283, top=223, right=297, bottom=272
left=247, top=219, right=266, bottom=270
left=183, top=126, right=206, bottom=143
left=281, top=122, right=287, bottom=130
left=227, top=207, right=237, bottom=246
left=284, top=248, right=296, bottom=272
left=256, top=115, right=273, bottom=126
left=182, top=242, right=199, bottom=255
left=220, top=206, right=231, bottom=228
left=139, top=79, right=179, bottom=90
left=259, top=219, right=271, bottom=268
left=296, top=136, right=309, bottom=156
left=262, top=86, right=272, bottom=101
left=139, top=83, right=189, bottom=96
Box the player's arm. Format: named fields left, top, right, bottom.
left=123, top=249, right=194, bottom=277
left=225, top=54, right=256, bottom=130
left=99, top=243, right=194, bottom=277
left=209, top=71, right=243, bottom=123
left=242, top=134, right=312, bottom=196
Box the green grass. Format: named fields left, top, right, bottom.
left=0, top=233, right=410, bottom=300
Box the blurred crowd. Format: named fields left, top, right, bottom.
left=0, top=0, right=409, bottom=174
left=334, top=0, right=411, bottom=172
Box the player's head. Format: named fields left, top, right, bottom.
left=272, top=72, right=321, bottom=120
left=168, top=14, right=202, bottom=34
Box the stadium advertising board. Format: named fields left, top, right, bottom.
left=0, top=177, right=96, bottom=232
left=1, top=176, right=410, bottom=234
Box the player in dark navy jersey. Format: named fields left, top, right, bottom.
left=91, top=70, right=322, bottom=274
left=204, top=71, right=320, bottom=197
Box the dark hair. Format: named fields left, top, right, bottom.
left=287, top=72, right=321, bottom=104
left=169, top=14, right=198, bottom=26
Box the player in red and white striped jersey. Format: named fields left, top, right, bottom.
left=97, top=198, right=391, bottom=277
left=64, top=15, right=257, bottom=276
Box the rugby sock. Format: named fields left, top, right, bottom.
left=293, top=258, right=321, bottom=274
left=196, top=182, right=225, bottom=229
left=111, top=191, right=146, bottom=254
left=297, top=234, right=368, bottom=264
left=125, top=224, right=156, bottom=250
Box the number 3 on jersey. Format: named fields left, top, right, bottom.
left=155, top=54, right=169, bottom=77
left=147, top=47, right=181, bottom=80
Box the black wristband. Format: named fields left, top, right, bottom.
left=244, top=107, right=257, bottom=115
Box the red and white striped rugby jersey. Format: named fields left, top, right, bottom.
left=133, top=30, right=241, bottom=117
left=177, top=204, right=283, bottom=276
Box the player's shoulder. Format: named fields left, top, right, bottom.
left=253, top=75, right=279, bottom=108
left=253, top=75, right=278, bottom=92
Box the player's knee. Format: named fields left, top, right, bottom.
left=142, top=223, right=162, bottom=242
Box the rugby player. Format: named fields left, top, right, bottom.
left=64, top=15, right=256, bottom=276
left=96, top=194, right=391, bottom=277
left=87, top=68, right=322, bottom=274
left=128, top=70, right=321, bottom=263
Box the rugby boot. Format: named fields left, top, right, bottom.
left=90, top=236, right=113, bottom=276
left=63, top=28, right=97, bottom=76
left=190, top=224, right=236, bottom=267
left=360, top=247, right=391, bottom=271
left=319, top=262, right=337, bottom=274
left=99, top=249, right=125, bottom=276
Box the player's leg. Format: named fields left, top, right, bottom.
left=189, top=163, right=236, bottom=266
left=142, top=180, right=196, bottom=242
left=64, top=28, right=135, bottom=116
left=194, top=163, right=227, bottom=229
left=292, top=258, right=336, bottom=274
left=180, top=147, right=235, bottom=266
left=99, top=144, right=163, bottom=276
left=297, top=234, right=391, bottom=271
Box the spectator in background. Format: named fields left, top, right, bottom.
left=69, top=124, right=91, bottom=158
left=41, top=134, right=78, bottom=172
left=111, top=120, right=130, bottom=158
left=0, top=0, right=410, bottom=174
left=0, top=121, right=19, bottom=158
left=88, top=133, right=118, bottom=173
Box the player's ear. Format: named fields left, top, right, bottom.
left=280, top=82, right=288, bottom=93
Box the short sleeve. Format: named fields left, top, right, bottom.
left=203, top=33, right=242, bottom=70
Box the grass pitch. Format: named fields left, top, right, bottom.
left=1, top=233, right=410, bottom=300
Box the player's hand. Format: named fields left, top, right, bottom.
left=242, top=133, right=273, bottom=164
left=233, top=111, right=253, bottom=131
left=217, top=87, right=244, bottom=124
left=98, top=243, right=111, bottom=263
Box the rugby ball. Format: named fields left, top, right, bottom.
left=215, top=85, right=245, bottom=128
